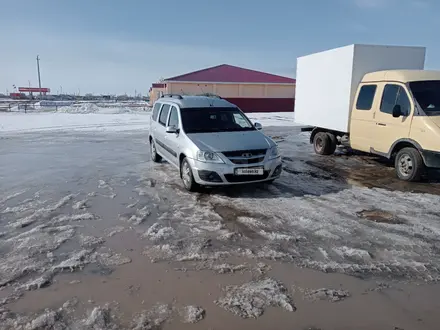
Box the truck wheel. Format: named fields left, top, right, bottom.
left=395, top=147, right=424, bottom=182
left=150, top=139, right=162, bottom=163
left=313, top=132, right=333, bottom=155
left=326, top=133, right=338, bottom=154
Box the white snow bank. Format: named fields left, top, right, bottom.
left=0, top=111, right=297, bottom=133
left=57, top=103, right=147, bottom=114
left=247, top=112, right=299, bottom=127
left=0, top=112, right=151, bottom=133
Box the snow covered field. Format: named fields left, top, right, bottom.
left=1, top=109, right=440, bottom=329
left=0, top=112, right=151, bottom=133
left=0, top=105, right=297, bottom=133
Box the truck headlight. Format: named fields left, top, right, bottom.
left=269, top=146, right=280, bottom=159
left=196, top=151, right=224, bottom=164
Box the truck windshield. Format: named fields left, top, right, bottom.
left=180, top=107, right=255, bottom=133
left=409, top=80, right=440, bottom=116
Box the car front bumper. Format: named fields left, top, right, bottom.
left=187, top=157, right=283, bottom=186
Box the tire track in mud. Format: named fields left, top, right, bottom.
left=296, top=195, right=440, bottom=281
left=151, top=161, right=440, bottom=281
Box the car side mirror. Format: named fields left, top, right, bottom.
left=254, top=122, right=263, bottom=130
left=166, top=125, right=178, bottom=133
left=392, top=104, right=402, bottom=118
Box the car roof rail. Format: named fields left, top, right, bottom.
left=161, top=94, right=183, bottom=99
left=196, top=93, right=222, bottom=99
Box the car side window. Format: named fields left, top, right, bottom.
left=380, top=85, right=411, bottom=116
left=159, top=104, right=170, bottom=126
left=152, top=103, right=161, bottom=121
left=168, top=106, right=179, bottom=128
left=356, top=85, right=377, bottom=110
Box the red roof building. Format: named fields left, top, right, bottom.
left=165, top=64, right=296, bottom=84
left=150, top=64, right=296, bottom=112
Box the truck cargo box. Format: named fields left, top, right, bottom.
left=294, top=44, right=426, bottom=132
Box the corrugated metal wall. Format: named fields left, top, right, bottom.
left=225, top=98, right=294, bottom=113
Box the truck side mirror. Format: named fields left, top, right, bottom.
left=392, top=104, right=402, bottom=118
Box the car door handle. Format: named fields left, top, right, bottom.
left=377, top=123, right=387, bottom=126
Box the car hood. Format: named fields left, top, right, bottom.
left=187, top=131, right=275, bottom=152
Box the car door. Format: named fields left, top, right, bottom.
left=371, top=83, right=413, bottom=155
left=155, top=103, right=171, bottom=157
left=163, top=105, right=181, bottom=166
left=349, top=84, right=378, bottom=152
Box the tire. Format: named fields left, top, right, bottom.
left=326, top=133, right=338, bottom=154
left=150, top=139, right=162, bottom=163
left=395, top=147, right=424, bottom=182
left=180, top=157, right=200, bottom=192
left=313, top=132, right=333, bottom=155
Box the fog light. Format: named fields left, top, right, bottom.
left=272, top=165, right=282, bottom=177
left=198, top=170, right=223, bottom=183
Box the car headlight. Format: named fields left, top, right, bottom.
left=196, top=151, right=224, bottom=163
left=269, top=146, right=280, bottom=159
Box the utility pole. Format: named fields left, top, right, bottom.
left=36, top=55, right=42, bottom=98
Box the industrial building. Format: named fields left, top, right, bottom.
left=149, top=64, right=296, bottom=112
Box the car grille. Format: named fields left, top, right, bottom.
left=222, top=149, right=267, bottom=165
left=224, top=171, right=270, bottom=183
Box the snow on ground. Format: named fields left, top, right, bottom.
left=0, top=106, right=297, bottom=133
left=1, top=125, right=440, bottom=328
left=0, top=112, right=151, bottom=133
left=247, top=112, right=298, bottom=127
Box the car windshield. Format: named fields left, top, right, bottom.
left=409, top=80, right=440, bottom=116
left=180, top=107, right=255, bottom=133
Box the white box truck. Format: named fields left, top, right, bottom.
left=295, top=44, right=440, bottom=181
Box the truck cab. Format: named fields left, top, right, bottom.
left=295, top=44, right=440, bottom=182
left=348, top=70, right=440, bottom=181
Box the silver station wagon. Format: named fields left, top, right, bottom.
left=149, top=94, right=282, bottom=191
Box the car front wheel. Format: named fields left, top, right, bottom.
left=181, top=158, right=199, bottom=192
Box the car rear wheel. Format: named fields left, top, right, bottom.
left=395, top=147, right=424, bottom=182
left=313, top=132, right=334, bottom=155
left=150, top=139, right=162, bottom=163
left=181, top=158, right=199, bottom=192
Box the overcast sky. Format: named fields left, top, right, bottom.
left=0, top=0, right=438, bottom=95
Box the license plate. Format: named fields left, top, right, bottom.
left=235, top=167, right=264, bottom=175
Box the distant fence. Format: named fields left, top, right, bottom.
left=0, top=101, right=151, bottom=112
left=38, top=100, right=75, bottom=107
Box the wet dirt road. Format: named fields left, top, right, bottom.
left=1, top=128, right=440, bottom=329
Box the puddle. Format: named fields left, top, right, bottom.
left=305, top=157, right=440, bottom=195
left=357, top=209, right=405, bottom=225
left=212, top=204, right=265, bottom=240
